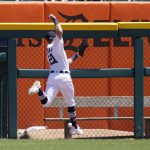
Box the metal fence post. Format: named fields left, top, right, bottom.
left=0, top=42, right=8, bottom=138
left=8, top=39, right=17, bottom=139
left=134, top=37, right=144, bottom=139
left=2, top=76, right=8, bottom=138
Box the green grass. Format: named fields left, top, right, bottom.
left=0, top=139, right=150, bottom=150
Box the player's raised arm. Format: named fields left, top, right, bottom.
left=49, top=14, right=63, bottom=38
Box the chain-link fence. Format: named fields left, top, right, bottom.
left=15, top=37, right=150, bottom=139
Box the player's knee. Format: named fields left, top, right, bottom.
left=40, top=98, right=48, bottom=105
left=65, top=98, right=75, bottom=107
left=68, top=106, right=76, bottom=119
left=42, top=97, right=53, bottom=107
left=68, top=106, right=75, bottom=113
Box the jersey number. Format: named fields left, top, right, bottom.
left=48, top=53, right=58, bottom=65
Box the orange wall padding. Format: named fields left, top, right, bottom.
left=0, top=2, right=44, bottom=22
left=110, top=2, right=150, bottom=21
left=44, top=2, right=110, bottom=22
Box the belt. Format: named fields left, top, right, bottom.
left=50, top=70, right=70, bottom=73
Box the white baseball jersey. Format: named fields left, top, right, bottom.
left=44, top=35, right=75, bottom=107
left=47, top=35, right=69, bottom=71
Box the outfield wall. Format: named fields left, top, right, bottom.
left=0, top=2, right=150, bottom=131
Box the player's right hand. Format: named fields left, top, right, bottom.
left=49, top=14, right=56, bottom=20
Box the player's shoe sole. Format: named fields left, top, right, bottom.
left=28, top=81, right=41, bottom=95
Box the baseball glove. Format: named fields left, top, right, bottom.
left=76, top=39, right=88, bottom=57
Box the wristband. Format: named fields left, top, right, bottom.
left=71, top=53, right=79, bottom=62
left=52, top=18, right=59, bottom=25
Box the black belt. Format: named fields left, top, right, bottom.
left=50, top=70, right=70, bottom=73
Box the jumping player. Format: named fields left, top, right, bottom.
left=28, top=14, right=88, bottom=135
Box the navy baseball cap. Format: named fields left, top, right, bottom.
left=46, top=31, right=56, bottom=40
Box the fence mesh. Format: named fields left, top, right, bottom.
left=15, top=37, right=150, bottom=139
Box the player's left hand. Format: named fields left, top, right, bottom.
left=77, top=39, right=88, bottom=57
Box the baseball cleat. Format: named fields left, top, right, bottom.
left=28, top=81, right=41, bottom=95
left=69, top=125, right=83, bottom=135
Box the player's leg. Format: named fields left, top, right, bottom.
left=28, top=80, right=58, bottom=107
left=58, top=75, right=83, bottom=135
left=67, top=106, right=83, bottom=135
left=43, top=84, right=59, bottom=107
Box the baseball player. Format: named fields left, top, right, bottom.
left=28, top=14, right=88, bottom=135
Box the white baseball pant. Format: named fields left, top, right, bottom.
left=43, top=73, right=75, bottom=107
